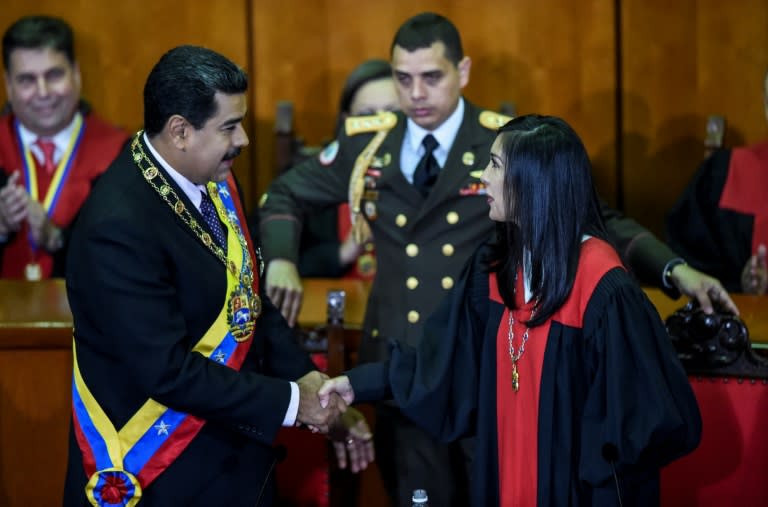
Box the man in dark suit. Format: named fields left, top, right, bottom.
left=63, top=45, right=372, bottom=507
left=259, top=12, right=734, bottom=507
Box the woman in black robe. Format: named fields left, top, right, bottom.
left=321, top=115, right=701, bottom=506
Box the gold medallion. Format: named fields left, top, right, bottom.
left=143, top=166, right=158, bottom=180
left=228, top=287, right=259, bottom=342
left=24, top=262, right=42, bottom=281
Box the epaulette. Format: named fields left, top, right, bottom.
left=345, top=111, right=398, bottom=136
left=479, top=110, right=514, bottom=130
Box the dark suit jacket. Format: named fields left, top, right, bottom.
left=63, top=135, right=315, bottom=506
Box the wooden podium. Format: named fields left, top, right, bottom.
left=0, top=280, right=72, bottom=507
left=0, top=279, right=764, bottom=506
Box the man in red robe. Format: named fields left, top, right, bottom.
left=666, top=68, right=768, bottom=295
left=0, top=15, right=127, bottom=279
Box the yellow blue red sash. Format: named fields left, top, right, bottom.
left=16, top=113, right=84, bottom=218
left=72, top=169, right=261, bottom=506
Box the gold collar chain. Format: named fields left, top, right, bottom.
left=130, top=132, right=233, bottom=272
left=507, top=302, right=538, bottom=393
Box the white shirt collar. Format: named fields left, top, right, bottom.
left=406, top=97, right=465, bottom=163
left=142, top=132, right=206, bottom=211
left=17, top=112, right=82, bottom=164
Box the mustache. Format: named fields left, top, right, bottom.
left=222, top=147, right=242, bottom=161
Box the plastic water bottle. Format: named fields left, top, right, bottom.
left=411, top=489, right=429, bottom=506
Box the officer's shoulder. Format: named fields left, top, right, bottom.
left=344, top=111, right=398, bottom=136
left=478, top=110, right=514, bottom=131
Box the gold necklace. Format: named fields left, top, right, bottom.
left=130, top=132, right=236, bottom=275
left=507, top=302, right=537, bottom=393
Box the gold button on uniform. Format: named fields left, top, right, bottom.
left=396, top=214, right=407, bottom=227
left=407, top=311, right=420, bottom=324
left=406, top=244, right=419, bottom=257
left=406, top=277, right=419, bottom=290
left=442, top=277, right=454, bottom=290
left=371, top=329, right=379, bottom=337
left=442, top=244, right=454, bottom=256
left=446, top=212, right=459, bottom=224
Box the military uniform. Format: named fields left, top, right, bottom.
left=261, top=100, right=507, bottom=359
left=260, top=99, right=507, bottom=507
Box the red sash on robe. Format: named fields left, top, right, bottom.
left=719, top=140, right=768, bottom=253
left=491, top=239, right=622, bottom=506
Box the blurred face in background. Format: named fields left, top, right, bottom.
left=392, top=41, right=469, bottom=131
left=4, top=47, right=81, bottom=136
left=348, top=77, right=399, bottom=116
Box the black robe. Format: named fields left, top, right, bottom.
left=666, top=141, right=768, bottom=292
left=348, top=238, right=701, bottom=506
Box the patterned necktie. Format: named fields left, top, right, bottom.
left=200, top=191, right=227, bottom=250
left=35, top=138, right=57, bottom=175
left=412, top=134, right=440, bottom=197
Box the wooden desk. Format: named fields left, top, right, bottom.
left=0, top=280, right=72, bottom=507
left=297, top=281, right=767, bottom=344
left=297, top=278, right=370, bottom=327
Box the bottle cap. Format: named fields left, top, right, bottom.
left=412, top=489, right=428, bottom=503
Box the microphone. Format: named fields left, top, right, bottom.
left=602, top=444, right=623, bottom=507
left=255, top=444, right=288, bottom=507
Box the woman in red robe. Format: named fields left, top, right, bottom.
left=321, top=115, right=702, bottom=506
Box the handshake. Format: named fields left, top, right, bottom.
left=296, top=371, right=368, bottom=472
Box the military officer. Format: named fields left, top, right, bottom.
left=260, top=12, right=499, bottom=507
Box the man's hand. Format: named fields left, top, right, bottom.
left=669, top=263, right=739, bottom=315
left=266, top=259, right=303, bottom=327
left=0, top=172, right=29, bottom=233
left=296, top=371, right=344, bottom=432
left=741, top=244, right=767, bottom=295
left=318, top=375, right=355, bottom=407
left=328, top=407, right=375, bottom=473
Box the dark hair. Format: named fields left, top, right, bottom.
left=391, top=12, right=463, bottom=65
left=2, top=15, right=75, bottom=70
left=143, top=45, right=248, bottom=136
left=334, top=59, right=392, bottom=134
left=487, top=114, right=607, bottom=326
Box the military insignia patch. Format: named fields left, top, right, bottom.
left=459, top=182, right=487, bottom=196
left=364, top=201, right=378, bottom=220
left=318, top=140, right=339, bottom=166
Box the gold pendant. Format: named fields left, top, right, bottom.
left=511, top=364, right=519, bottom=392
left=24, top=262, right=42, bottom=281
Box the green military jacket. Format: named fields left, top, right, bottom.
left=260, top=100, right=510, bottom=362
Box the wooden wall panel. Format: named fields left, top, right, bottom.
left=250, top=0, right=617, bottom=203
left=622, top=0, right=768, bottom=238
left=0, top=0, right=254, bottom=204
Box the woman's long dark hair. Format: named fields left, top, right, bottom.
left=486, top=115, right=607, bottom=326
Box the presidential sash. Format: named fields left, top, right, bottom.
left=71, top=133, right=262, bottom=506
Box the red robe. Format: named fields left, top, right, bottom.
left=666, top=141, right=768, bottom=291
left=0, top=112, right=128, bottom=278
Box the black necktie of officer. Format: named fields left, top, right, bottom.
left=200, top=191, right=227, bottom=250
left=413, top=134, right=440, bottom=197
